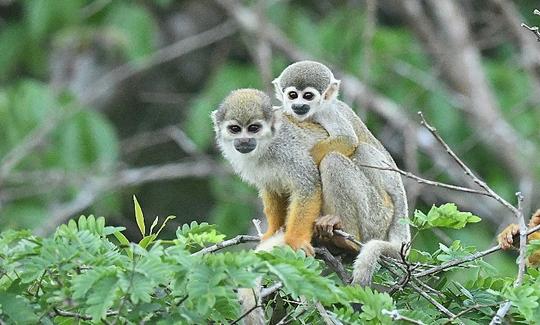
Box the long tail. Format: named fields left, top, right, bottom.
left=352, top=192, right=410, bottom=286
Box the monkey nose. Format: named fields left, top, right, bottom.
left=234, top=138, right=257, bottom=154
left=292, top=104, right=310, bottom=115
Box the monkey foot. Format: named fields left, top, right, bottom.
left=285, top=238, right=315, bottom=256
left=497, top=224, right=519, bottom=250
left=314, top=215, right=343, bottom=239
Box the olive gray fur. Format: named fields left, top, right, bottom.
left=275, top=60, right=333, bottom=93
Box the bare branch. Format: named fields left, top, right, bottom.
left=194, top=235, right=260, bottom=255
left=357, top=162, right=490, bottom=197
left=36, top=160, right=222, bottom=236
left=418, top=112, right=519, bottom=215
left=415, top=223, right=540, bottom=278
left=382, top=309, right=426, bottom=325
left=0, top=21, right=237, bottom=186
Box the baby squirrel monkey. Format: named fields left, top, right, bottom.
left=273, top=61, right=410, bottom=281
left=497, top=209, right=540, bottom=266
left=212, top=89, right=327, bottom=255
left=272, top=60, right=357, bottom=166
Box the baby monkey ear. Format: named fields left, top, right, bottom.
left=272, top=78, right=284, bottom=101
left=323, top=78, right=341, bottom=101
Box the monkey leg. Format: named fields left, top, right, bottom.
left=284, top=189, right=322, bottom=256
left=310, top=136, right=357, bottom=166
left=260, top=190, right=288, bottom=240
left=314, top=215, right=360, bottom=254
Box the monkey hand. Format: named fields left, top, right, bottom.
left=285, top=237, right=315, bottom=256
left=497, top=224, right=519, bottom=250
left=314, top=215, right=360, bottom=254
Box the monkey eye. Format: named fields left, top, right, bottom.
left=247, top=124, right=261, bottom=133
left=288, top=91, right=298, bottom=99
left=303, top=92, right=314, bottom=100
left=227, top=125, right=241, bottom=134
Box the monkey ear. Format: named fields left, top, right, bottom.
left=272, top=78, right=284, bottom=101
left=210, top=110, right=218, bottom=125
left=322, top=79, right=341, bottom=101
left=271, top=107, right=283, bottom=132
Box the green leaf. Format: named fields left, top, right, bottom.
left=149, top=216, right=159, bottom=235
left=105, top=3, right=157, bottom=60
left=0, top=292, right=38, bottom=324
left=139, top=235, right=157, bottom=249
left=113, top=230, right=133, bottom=259
left=155, top=215, right=176, bottom=237
left=133, top=195, right=145, bottom=236
left=85, top=273, right=119, bottom=322
left=409, top=203, right=481, bottom=230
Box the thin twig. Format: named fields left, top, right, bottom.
left=382, top=309, right=426, bottom=325
left=357, top=163, right=490, bottom=197
left=415, top=223, right=540, bottom=278
left=193, top=235, right=260, bottom=255
left=314, top=247, right=351, bottom=284
left=261, top=282, right=283, bottom=299
left=418, top=112, right=519, bottom=215
left=315, top=301, right=335, bottom=325
left=521, top=23, right=540, bottom=41
left=444, top=303, right=500, bottom=324
left=53, top=308, right=118, bottom=321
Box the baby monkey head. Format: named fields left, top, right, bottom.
left=273, top=60, right=341, bottom=120
left=212, top=89, right=279, bottom=156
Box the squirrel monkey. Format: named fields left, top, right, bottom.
left=212, top=89, right=410, bottom=287
left=272, top=60, right=357, bottom=166
left=212, top=89, right=326, bottom=255
left=497, top=209, right=540, bottom=266
left=273, top=61, right=410, bottom=285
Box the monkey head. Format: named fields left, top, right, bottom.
left=212, top=89, right=280, bottom=158
left=273, top=60, right=341, bottom=121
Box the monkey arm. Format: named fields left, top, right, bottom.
left=283, top=187, right=322, bottom=256
left=310, top=135, right=358, bottom=166
left=497, top=209, right=540, bottom=266
left=261, top=190, right=288, bottom=240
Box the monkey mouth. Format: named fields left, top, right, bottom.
left=292, top=104, right=310, bottom=115
left=233, top=138, right=257, bottom=154
left=235, top=145, right=256, bottom=154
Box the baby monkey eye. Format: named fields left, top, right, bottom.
left=303, top=92, right=314, bottom=100
left=248, top=124, right=261, bottom=133
left=288, top=91, right=298, bottom=99
left=227, top=125, right=241, bottom=134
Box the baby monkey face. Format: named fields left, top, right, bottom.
left=281, top=86, right=322, bottom=120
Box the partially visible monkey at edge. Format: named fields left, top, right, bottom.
left=498, top=209, right=540, bottom=266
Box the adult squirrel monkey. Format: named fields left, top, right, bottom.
left=212, top=88, right=410, bottom=286
left=497, top=209, right=540, bottom=266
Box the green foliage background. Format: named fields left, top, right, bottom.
left=1, top=0, right=540, bottom=323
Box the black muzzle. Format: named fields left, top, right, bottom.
left=292, top=104, right=310, bottom=115
left=234, top=138, right=257, bottom=153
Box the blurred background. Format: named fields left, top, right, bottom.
left=0, top=0, right=539, bottom=274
